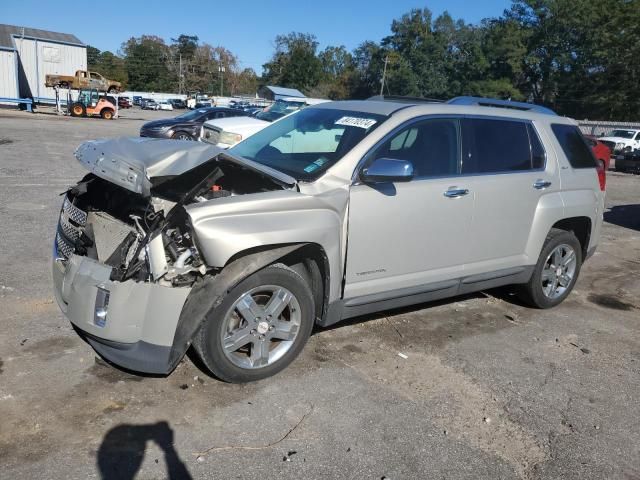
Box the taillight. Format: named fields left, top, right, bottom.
left=596, top=162, right=606, bottom=191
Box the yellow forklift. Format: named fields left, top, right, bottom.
left=69, top=88, right=117, bottom=119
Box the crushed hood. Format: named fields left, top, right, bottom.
left=74, top=137, right=296, bottom=196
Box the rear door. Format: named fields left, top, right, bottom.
left=460, top=117, right=557, bottom=273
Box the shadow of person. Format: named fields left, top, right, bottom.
left=97, top=421, right=193, bottom=480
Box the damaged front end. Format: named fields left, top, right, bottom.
left=53, top=137, right=293, bottom=374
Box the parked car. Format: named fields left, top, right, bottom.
left=133, top=96, right=143, bottom=106
left=140, top=107, right=248, bottom=140
left=158, top=101, right=173, bottom=111
left=614, top=148, right=640, bottom=173
left=118, top=97, right=132, bottom=109
left=584, top=135, right=611, bottom=170
left=200, top=98, right=328, bottom=149
left=141, top=99, right=159, bottom=110
left=598, top=128, right=640, bottom=154
left=54, top=96, right=604, bottom=382
left=170, top=99, right=186, bottom=109
left=45, top=70, right=121, bottom=93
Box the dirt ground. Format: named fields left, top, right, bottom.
left=0, top=106, right=638, bottom=480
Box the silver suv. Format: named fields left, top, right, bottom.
left=53, top=96, right=605, bottom=382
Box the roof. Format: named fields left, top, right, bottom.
left=261, top=86, right=305, bottom=98
left=312, top=99, right=575, bottom=123
left=0, top=24, right=85, bottom=51
left=312, top=100, right=411, bottom=116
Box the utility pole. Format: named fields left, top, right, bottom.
left=219, top=64, right=225, bottom=97
left=178, top=54, right=183, bottom=95
left=380, top=55, right=389, bottom=96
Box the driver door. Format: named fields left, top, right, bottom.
left=344, top=117, right=473, bottom=300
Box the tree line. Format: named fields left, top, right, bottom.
left=88, top=0, right=640, bottom=120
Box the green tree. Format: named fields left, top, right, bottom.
left=262, top=33, right=323, bottom=93
left=121, top=35, right=176, bottom=91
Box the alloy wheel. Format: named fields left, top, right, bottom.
left=541, top=244, right=577, bottom=299
left=220, top=285, right=301, bottom=369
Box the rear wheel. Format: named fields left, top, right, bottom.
left=107, top=86, right=118, bottom=94
left=70, top=103, right=86, bottom=117
left=172, top=131, right=193, bottom=141
left=194, top=264, right=315, bottom=383
left=100, top=108, right=114, bottom=120
left=519, top=229, right=582, bottom=308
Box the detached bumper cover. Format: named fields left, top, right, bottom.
left=74, top=327, right=173, bottom=374
left=53, top=242, right=191, bottom=374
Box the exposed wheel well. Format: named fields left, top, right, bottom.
left=551, top=217, right=591, bottom=258
left=224, top=243, right=330, bottom=324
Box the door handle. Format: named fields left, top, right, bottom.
left=443, top=188, right=469, bottom=198
left=533, top=179, right=552, bottom=190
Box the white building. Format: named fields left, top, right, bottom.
left=0, top=24, right=86, bottom=104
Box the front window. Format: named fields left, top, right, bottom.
left=610, top=129, right=636, bottom=139
left=230, top=108, right=386, bottom=181
left=174, top=109, right=209, bottom=121
left=256, top=100, right=306, bottom=122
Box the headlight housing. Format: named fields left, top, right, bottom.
left=219, top=131, right=243, bottom=145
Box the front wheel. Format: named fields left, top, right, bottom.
left=518, top=229, right=582, bottom=308
left=193, top=264, right=315, bottom=383
left=172, top=131, right=193, bottom=141
left=70, top=103, right=86, bottom=117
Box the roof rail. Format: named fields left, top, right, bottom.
left=368, top=95, right=444, bottom=104
left=447, top=96, right=557, bottom=116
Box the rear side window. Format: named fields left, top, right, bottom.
left=551, top=124, right=596, bottom=168
left=462, top=118, right=544, bottom=174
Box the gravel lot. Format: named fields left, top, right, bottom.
left=0, top=106, right=639, bottom=480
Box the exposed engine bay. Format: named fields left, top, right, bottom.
left=56, top=155, right=287, bottom=288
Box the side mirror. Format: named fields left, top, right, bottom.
left=361, top=157, right=414, bottom=183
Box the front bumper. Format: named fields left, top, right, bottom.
left=140, top=128, right=172, bottom=138
left=53, top=242, right=191, bottom=374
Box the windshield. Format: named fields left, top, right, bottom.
left=175, top=109, right=209, bottom=121
left=256, top=100, right=306, bottom=122
left=230, top=107, right=386, bottom=181
left=610, top=129, right=636, bottom=139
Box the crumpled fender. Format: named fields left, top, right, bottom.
left=167, top=244, right=307, bottom=370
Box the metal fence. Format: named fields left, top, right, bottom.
left=577, top=120, right=640, bottom=136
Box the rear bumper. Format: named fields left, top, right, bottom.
left=53, top=240, right=191, bottom=374
left=616, top=158, right=640, bottom=172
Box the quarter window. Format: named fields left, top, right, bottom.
left=551, top=124, right=596, bottom=168
left=462, top=118, right=542, bottom=174
left=372, top=118, right=460, bottom=177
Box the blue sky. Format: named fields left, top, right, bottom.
left=2, top=0, right=512, bottom=73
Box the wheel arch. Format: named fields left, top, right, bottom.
left=551, top=216, right=592, bottom=259
left=167, top=242, right=330, bottom=371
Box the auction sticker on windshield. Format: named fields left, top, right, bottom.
left=335, top=116, right=377, bottom=129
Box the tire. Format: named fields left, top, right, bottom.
left=172, top=131, right=193, bottom=141
left=70, top=103, right=86, bottom=117
left=193, top=264, right=315, bottom=383
left=519, top=228, right=582, bottom=309
left=100, top=109, right=114, bottom=120
left=107, top=87, right=118, bottom=94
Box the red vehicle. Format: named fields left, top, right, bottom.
left=118, top=97, right=131, bottom=109
left=585, top=134, right=611, bottom=170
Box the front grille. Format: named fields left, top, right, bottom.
left=56, top=196, right=87, bottom=259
